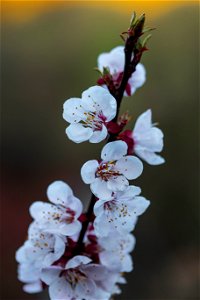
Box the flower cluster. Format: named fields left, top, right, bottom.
left=16, top=14, right=164, bottom=300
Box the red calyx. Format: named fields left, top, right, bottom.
left=118, top=130, right=134, bottom=155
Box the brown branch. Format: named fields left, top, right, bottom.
left=75, top=14, right=147, bottom=252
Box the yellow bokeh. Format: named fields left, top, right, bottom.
left=1, top=1, right=196, bottom=23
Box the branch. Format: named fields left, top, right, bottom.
left=75, top=13, right=149, bottom=252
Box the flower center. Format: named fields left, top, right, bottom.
left=103, top=200, right=116, bottom=211
left=96, top=161, right=120, bottom=181
left=81, top=111, right=106, bottom=131
left=65, top=269, right=86, bottom=289
left=62, top=208, right=75, bottom=224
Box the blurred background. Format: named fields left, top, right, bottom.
left=1, top=1, right=199, bottom=299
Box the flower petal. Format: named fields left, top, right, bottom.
left=107, top=175, right=129, bottom=192
left=65, top=255, right=91, bottom=269
left=130, top=196, right=150, bottom=216
left=69, top=196, right=83, bottom=218
left=101, top=141, right=127, bottom=161
left=63, top=98, right=85, bottom=123
left=116, top=185, right=141, bottom=200
left=43, top=235, right=66, bottom=267
left=54, top=220, right=81, bottom=236
left=134, top=147, right=165, bottom=165
left=97, top=46, right=125, bottom=73
left=47, top=181, right=73, bottom=206
left=66, top=123, right=93, bottom=143
left=93, top=199, right=109, bottom=216
left=75, top=278, right=96, bottom=299
left=81, top=160, right=99, bottom=184
left=29, top=201, right=50, bottom=221
left=115, top=155, right=143, bottom=180
left=41, top=266, right=62, bottom=285
left=129, top=63, right=146, bottom=90
left=133, top=109, right=152, bottom=133
left=23, top=281, right=43, bottom=294
left=89, top=124, right=108, bottom=143
left=49, top=278, right=72, bottom=300
left=91, top=178, right=112, bottom=200
left=82, top=86, right=117, bottom=121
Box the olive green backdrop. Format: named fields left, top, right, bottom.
left=1, top=2, right=199, bottom=300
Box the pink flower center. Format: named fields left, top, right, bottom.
left=96, top=161, right=120, bottom=181
left=81, top=111, right=106, bottom=131
left=63, top=269, right=86, bottom=289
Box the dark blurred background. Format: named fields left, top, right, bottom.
left=1, top=1, right=199, bottom=299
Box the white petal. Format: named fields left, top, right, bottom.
left=121, top=254, right=133, bottom=272
left=23, top=281, right=42, bottom=294
left=116, top=185, right=141, bottom=200
left=69, top=196, right=83, bottom=218
left=134, top=127, right=164, bottom=152
left=107, top=175, right=128, bottom=192
left=29, top=201, right=49, bottom=221
left=89, top=124, right=107, bottom=143
left=93, top=199, right=109, bottom=216
left=66, top=123, right=93, bottom=143
left=75, top=278, right=96, bottom=299
left=134, top=147, right=165, bottom=165
left=47, top=181, right=73, bottom=206
left=43, top=235, right=66, bottom=267
left=129, top=63, right=146, bottom=90
left=97, top=46, right=125, bottom=73
left=82, top=86, right=117, bottom=121
left=94, top=214, right=112, bottom=237
left=81, top=160, right=99, bottom=184
left=134, top=109, right=152, bottom=133
left=131, top=196, right=150, bottom=216
left=91, top=178, right=112, bottom=200
left=16, top=243, right=29, bottom=264
left=82, top=264, right=109, bottom=281
left=101, top=141, right=127, bottom=161
left=65, top=255, right=91, bottom=269
left=116, top=155, right=143, bottom=180
left=41, top=266, right=62, bottom=285
left=18, top=263, right=41, bottom=283
left=55, top=220, right=82, bottom=236
left=49, top=278, right=72, bottom=300
left=99, top=251, right=122, bottom=272
left=63, top=98, right=85, bottom=123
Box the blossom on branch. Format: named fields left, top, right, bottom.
left=93, top=185, right=150, bottom=236
left=41, top=255, right=120, bottom=300
left=98, top=233, right=136, bottom=273
left=63, top=86, right=117, bottom=143
left=120, top=109, right=165, bottom=165
left=29, top=181, right=83, bottom=236
left=97, top=46, right=146, bottom=96
left=81, top=140, right=143, bottom=199
left=16, top=12, right=164, bottom=300
left=16, top=222, right=66, bottom=293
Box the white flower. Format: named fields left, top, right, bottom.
left=63, top=86, right=117, bottom=143
left=16, top=223, right=66, bottom=268
left=93, top=185, right=150, bottom=236
left=41, top=255, right=118, bottom=300
left=98, top=46, right=146, bottom=96
left=133, top=109, right=165, bottom=165
left=16, top=222, right=66, bottom=293
left=81, top=141, right=143, bottom=200
left=98, top=233, right=136, bottom=272
left=29, top=181, right=83, bottom=236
